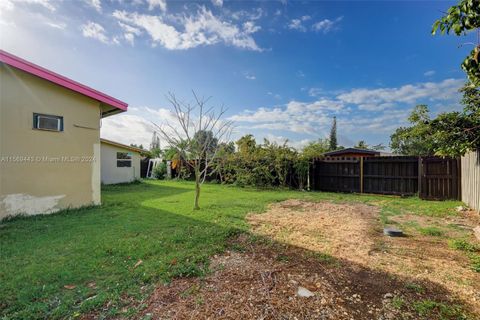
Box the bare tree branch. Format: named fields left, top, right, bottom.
left=154, top=91, right=234, bottom=209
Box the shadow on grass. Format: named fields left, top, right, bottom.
left=0, top=181, right=476, bottom=320
left=136, top=215, right=478, bottom=320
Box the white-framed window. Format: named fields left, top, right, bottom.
left=33, top=113, right=63, bottom=132
left=117, top=152, right=132, bottom=167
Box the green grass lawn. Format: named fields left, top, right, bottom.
left=0, top=180, right=462, bottom=319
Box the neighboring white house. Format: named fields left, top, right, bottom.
left=100, top=139, right=144, bottom=184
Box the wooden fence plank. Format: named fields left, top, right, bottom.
left=419, top=157, right=460, bottom=200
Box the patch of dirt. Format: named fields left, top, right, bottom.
left=137, top=239, right=475, bottom=319
left=248, top=200, right=379, bottom=266
left=248, top=200, right=480, bottom=314
left=134, top=200, right=479, bottom=320
left=391, top=212, right=479, bottom=238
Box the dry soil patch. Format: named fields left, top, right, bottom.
left=135, top=200, right=479, bottom=320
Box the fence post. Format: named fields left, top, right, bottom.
left=457, top=157, right=461, bottom=200
left=360, top=157, right=364, bottom=193
left=418, top=157, right=422, bottom=197
left=307, top=161, right=311, bottom=191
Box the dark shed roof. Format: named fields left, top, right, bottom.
left=323, top=148, right=380, bottom=156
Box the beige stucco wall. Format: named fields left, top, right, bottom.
left=101, top=143, right=141, bottom=184
left=0, top=64, right=102, bottom=219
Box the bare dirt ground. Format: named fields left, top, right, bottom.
left=138, top=200, right=480, bottom=320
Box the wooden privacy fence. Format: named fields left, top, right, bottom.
left=461, top=149, right=480, bottom=212
left=311, top=156, right=461, bottom=200
left=420, top=157, right=461, bottom=200
left=364, top=157, right=419, bottom=195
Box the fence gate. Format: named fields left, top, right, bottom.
left=419, top=157, right=461, bottom=200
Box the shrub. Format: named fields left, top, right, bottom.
left=152, top=162, right=167, bottom=180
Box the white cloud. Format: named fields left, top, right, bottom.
left=267, top=92, right=281, bottom=100
left=101, top=106, right=191, bottom=148
left=0, top=0, right=14, bottom=11
left=230, top=78, right=463, bottom=141
left=102, top=79, right=463, bottom=152
left=123, top=33, right=134, bottom=45
left=146, top=0, right=166, bottom=12
left=0, top=0, right=14, bottom=26
left=81, top=21, right=109, bottom=44
left=312, top=16, right=343, bottom=33
left=243, top=71, right=256, bottom=80
left=112, top=7, right=262, bottom=51
left=211, top=0, right=223, bottom=7
left=1, top=0, right=65, bottom=31
left=144, top=106, right=179, bottom=123
left=243, top=21, right=260, bottom=34
left=338, top=109, right=409, bottom=134
left=308, top=87, right=324, bottom=97
left=230, top=98, right=342, bottom=136
left=10, top=0, right=55, bottom=11
left=336, top=78, right=463, bottom=111
left=113, top=10, right=181, bottom=48
left=288, top=16, right=342, bottom=34
left=288, top=19, right=306, bottom=32
left=230, top=8, right=263, bottom=21
left=84, top=0, right=101, bottom=12
left=101, top=114, right=155, bottom=148
left=45, top=21, right=66, bottom=29
left=424, top=70, right=436, bottom=77
left=118, top=21, right=142, bottom=45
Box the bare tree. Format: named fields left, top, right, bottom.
left=154, top=91, right=233, bottom=210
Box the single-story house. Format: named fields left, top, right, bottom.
left=0, top=50, right=128, bottom=219
left=323, top=148, right=393, bottom=158
left=100, top=138, right=144, bottom=185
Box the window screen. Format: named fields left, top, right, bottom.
left=33, top=113, right=63, bottom=131
left=117, top=152, right=132, bottom=167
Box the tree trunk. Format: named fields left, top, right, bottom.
left=218, top=167, right=223, bottom=184
left=194, top=164, right=201, bottom=210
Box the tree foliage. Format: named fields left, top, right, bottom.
left=390, top=86, right=480, bottom=157
left=329, top=116, right=338, bottom=151
left=193, top=130, right=218, bottom=158
left=390, top=105, right=436, bottom=156
left=187, top=135, right=314, bottom=189
left=354, top=140, right=369, bottom=149
left=432, top=0, right=480, bottom=86
left=302, top=139, right=330, bottom=159
left=236, top=134, right=257, bottom=156
left=227, top=137, right=299, bottom=187
left=212, top=142, right=235, bottom=184
left=429, top=83, right=480, bottom=157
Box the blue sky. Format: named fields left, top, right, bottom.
left=0, top=0, right=474, bottom=150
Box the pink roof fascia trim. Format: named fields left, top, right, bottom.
left=0, top=50, right=128, bottom=111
